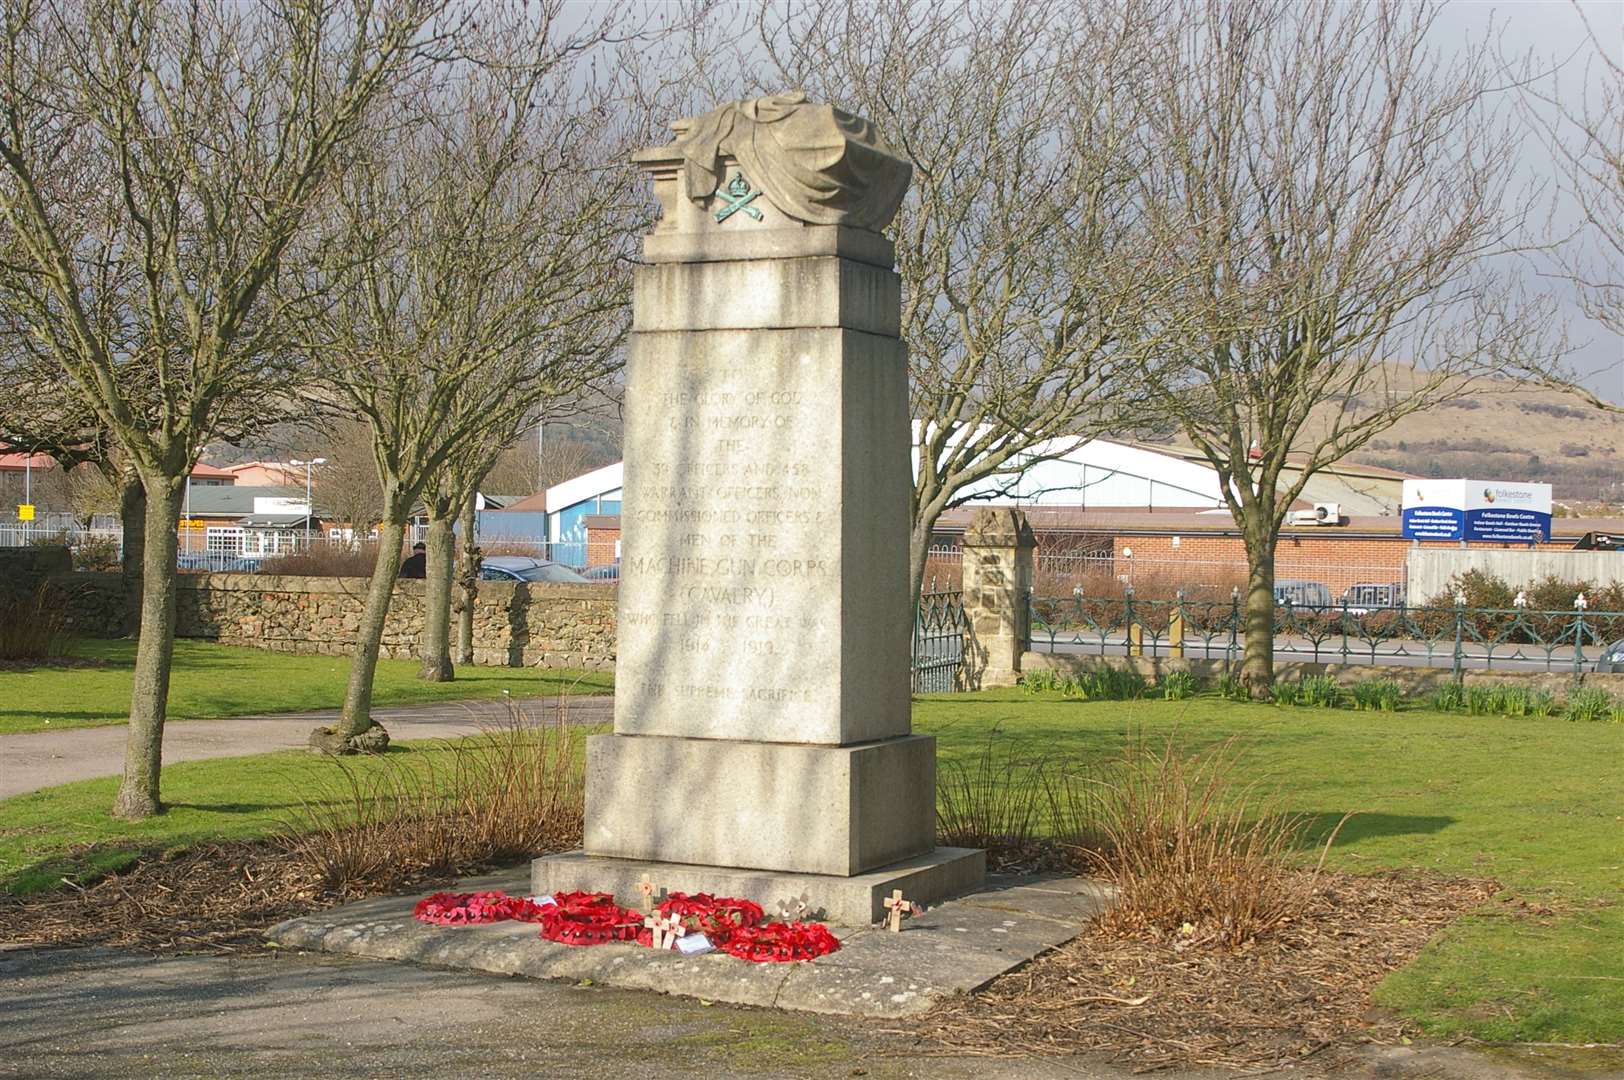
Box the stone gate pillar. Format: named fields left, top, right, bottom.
left=962, top=508, right=1037, bottom=689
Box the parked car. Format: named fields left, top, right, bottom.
left=1596, top=638, right=1624, bottom=673
left=1273, top=579, right=1331, bottom=608
left=1341, top=581, right=1406, bottom=615
left=477, top=555, right=588, bottom=584
left=176, top=553, right=260, bottom=573
left=581, top=563, right=620, bottom=581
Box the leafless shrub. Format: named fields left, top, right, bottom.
left=0, top=584, right=70, bottom=661
left=941, top=732, right=1347, bottom=946
left=280, top=698, right=586, bottom=892
left=260, top=544, right=382, bottom=578
left=936, top=738, right=1059, bottom=861
left=1079, top=736, right=1344, bottom=946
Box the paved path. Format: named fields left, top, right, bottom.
left=0, top=945, right=1569, bottom=1080
left=0, top=696, right=613, bottom=800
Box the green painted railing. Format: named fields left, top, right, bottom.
left=1029, top=590, right=1624, bottom=676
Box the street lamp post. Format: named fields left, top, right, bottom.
left=289, top=458, right=327, bottom=547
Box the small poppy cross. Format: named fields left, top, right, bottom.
left=645, top=911, right=685, bottom=950
left=883, top=889, right=912, bottom=933
left=637, top=873, right=657, bottom=913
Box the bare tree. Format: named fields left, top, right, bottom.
left=759, top=0, right=1176, bottom=604
left=421, top=394, right=623, bottom=682
left=1127, top=0, right=1557, bottom=693
left=0, top=0, right=445, bottom=817
left=300, top=4, right=644, bottom=746
left=1514, top=2, right=1623, bottom=414
left=0, top=349, right=150, bottom=622
left=311, top=420, right=386, bottom=544
left=482, top=432, right=602, bottom=497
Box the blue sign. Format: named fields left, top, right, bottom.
left=1401, top=504, right=1466, bottom=541
left=1402, top=479, right=1552, bottom=543
left=1464, top=507, right=1551, bottom=543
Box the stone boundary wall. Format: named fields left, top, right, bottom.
left=1, top=545, right=71, bottom=598
left=1407, top=548, right=1624, bottom=603
left=1022, top=650, right=1624, bottom=697
left=56, top=572, right=616, bottom=670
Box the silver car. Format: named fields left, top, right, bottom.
left=477, top=555, right=588, bottom=584
left=1596, top=638, right=1624, bottom=673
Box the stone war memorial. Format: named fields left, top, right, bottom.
left=271, top=96, right=1105, bottom=1018
left=534, top=91, right=985, bottom=923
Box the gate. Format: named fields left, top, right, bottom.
left=912, top=585, right=966, bottom=693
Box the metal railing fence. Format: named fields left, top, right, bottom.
left=912, top=583, right=966, bottom=692
left=1029, top=591, right=1624, bottom=675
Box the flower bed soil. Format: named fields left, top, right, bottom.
left=917, top=871, right=1502, bottom=1071
left=0, top=840, right=425, bottom=954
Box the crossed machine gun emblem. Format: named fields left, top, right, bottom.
left=713, top=173, right=763, bottom=224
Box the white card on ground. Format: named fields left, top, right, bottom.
left=676, top=933, right=714, bottom=955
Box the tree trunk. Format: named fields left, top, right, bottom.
left=316, top=517, right=407, bottom=753
left=1240, top=529, right=1277, bottom=697
left=117, top=473, right=146, bottom=637
left=111, top=477, right=183, bottom=820
left=455, top=491, right=478, bottom=666
left=909, top=520, right=936, bottom=611
left=417, top=514, right=455, bottom=681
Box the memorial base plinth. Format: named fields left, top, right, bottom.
left=531, top=847, right=987, bottom=927
left=583, top=732, right=937, bottom=877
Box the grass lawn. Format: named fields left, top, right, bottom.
left=0, top=637, right=613, bottom=735
left=0, top=689, right=1618, bottom=1044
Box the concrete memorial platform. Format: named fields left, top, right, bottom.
left=533, top=91, right=984, bottom=914
left=267, top=867, right=1114, bottom=1018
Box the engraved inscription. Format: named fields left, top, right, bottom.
left=616, top=342, right=868, bottom=740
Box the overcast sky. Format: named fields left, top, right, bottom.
left=1434, top=0, right=1622, bottom=403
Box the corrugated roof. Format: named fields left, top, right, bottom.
left=0, top=452, right=55, bottom=471
left=0, top=453, right=236, bottom=480
left=500, top=491, right=548, bottom=513
left=182, top=485, right=290, bottom=515
left=238, top=513, right=313, bottom=528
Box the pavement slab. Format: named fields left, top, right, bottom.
left=266, top=866, right=1114, bottom=1018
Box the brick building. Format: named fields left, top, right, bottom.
left=930, top=507, right=1624, bottom=600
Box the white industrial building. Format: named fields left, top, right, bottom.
left=945, top=437, right=1405, bottom=517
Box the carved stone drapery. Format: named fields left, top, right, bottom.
left=662, top=91, right=911, bottom=232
